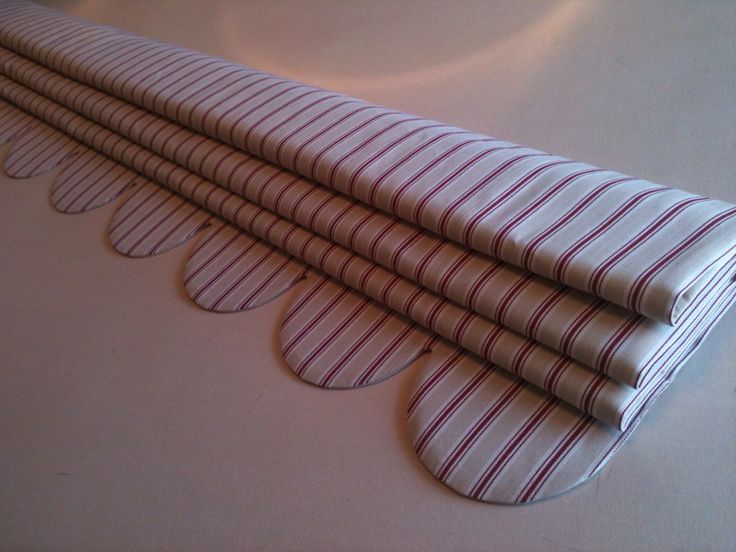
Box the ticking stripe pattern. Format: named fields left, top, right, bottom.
left=184, top=220, right=307, bottom=312
left=51, top=146, right=137, bottom=213
left=3, top=75, right=733, bottom=433
left=281, top=274, right=435, bottom=388
left=1, top=0, right=734, bottom=324
left=0, top=79, right=665, bottom=430
left=108, top=179, right=211, bottom=258
left=409, top=279, right=736, bottom=503
left=0, top=98, right=34, bottom=144
left=0, top=0, right=734, bottom=505
left=0, top=49, right=718, bottom=393
left=2, top=113, right=78, bottom=178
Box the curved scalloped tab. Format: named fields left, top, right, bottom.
left=184, top=220, right=308, bottom=312
left=51, top=147, right=138, bottom=213
left=3, top=116, right=79, bottom=178
left=109, top=179, right=212, bottom=258
left=407, top=341, right=639, bottom=504
left=0, top=99, right=34, bottom=145
left=281, top=273, right=435, bottom=388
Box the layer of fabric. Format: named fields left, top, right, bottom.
left=1, top=3, right=734, bottom=505
left=0, top=97, right=33, bottom=144
left=2, top=81, right=723, bottom=432
left=0, top=97, right=430, bottom=392
left=52, top=146, right=137, bottom=213
left=409, top=340, right=627, bottom=504
left=2, top=0, right=735, bottom=324
left=108, top=179, right=211, bottom=258
left=0, top=97, right=135, bottom=212
left=1, top=111, right=733, bottom=499
left=184, top=220, right=307, bottom=312
left=0, top=118, right=646, bottom=501
left=1, top=110, right=78, bottom=178
left=281, top=273, right=436, bottom=388
left=2, top=51, right=729, bottom=391
left=409, top=271, right=736, bottom=503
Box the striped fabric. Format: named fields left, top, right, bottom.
left=0, top=97, right=135, bottom=210
left=0, top=98, right=33, bottom=144
left=52, top=147, right=137, bottom=213
left=0, top=78, right=695, bottom=431
left=0, top=49, right=719, bottom=394
left=1, top=112, right=77, bottom=177
left=1, top=0, right=734, bottom=325
left=282, top=274, right=436, bottom=388
left=108, top=178, right=212, bottom=258
left=0, top=0, right=733, bottom=503
left=184, top=220, right=308, bottom=313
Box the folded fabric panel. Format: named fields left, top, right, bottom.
left=0, top=78, right=658, bottom=430
left=1, top=47, right=729, bottom=394
left=0, top=101, right=680, bottom=503
left=6, top=74, right=736, bottom=435
left=1, top=1, right=733, bottom=505
left=1, top=0, right=734, bottom=325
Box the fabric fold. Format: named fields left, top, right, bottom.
left=1, top=49, right=730, bottom=392
left=1, top=0, right=734, bottom=324
left=0, top=78, right=690, bottom=431
left=1, top=1, right=734, bottom=505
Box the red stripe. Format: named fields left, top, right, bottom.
left=458, top=160, right=572, bottom=246
left=355, top=321, right=427, bottom=386
left=407, top=347, right=465, bottom=416
left=344, top=122, right=447, bottom=197
left=628, top=207, right=736, bottom=312
left=273, top=99, right=360, bottom=166
left=293, top=296, right=373, bottom=377
left=517, top=416, right=595, bottom=503
left=253, top=92, right=340, bottom=157
left=211, top=247, right=281, bottom=309
left=519, top=177, right=633, bottom=269
left=282, top=275, right=332, bottom=326
left=524, top=285, right=567, bottom=340
left=318, top=307, right=394, bottom=386
left=470, top=397, right=559, bottom=499
left=235, top=254, right=301, bottom=310
left=240, top=88, right=324, bottom=150
left=414, top=364, right=494, bottom=456
left=589, top=197, right=707, bottom=297
left=368, top=133, right=492, bottom=207
left=488, top=168, right=601, bottom=258
left=185, top=223, right=236, bottom=285
left=436, top=378, right=527, bottom=481
left=552, top=186, right=667, bottom=282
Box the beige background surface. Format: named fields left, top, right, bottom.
left=1, top=1, right=735, bottom=550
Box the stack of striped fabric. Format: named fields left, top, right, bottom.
left=1, top=0, right=734, bottom=504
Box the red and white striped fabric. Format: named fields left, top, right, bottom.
left=108, top=178, right=211, bottom=258
left=184, top=220, right=307, bottom=312
left=0, top=49, right=722, bottom=394
left=0, top=98, right=33, bottom=144
left=0, top=1, right=734, bottom=504
left=52, top=147, right=138, bottom=213
left=281, top=274, right=436, bottom=388
left=0, top=109, right=77, bottom=178
left=0, top=98, right=136, bottom=211
left=1, top=0, right=734, bottom=325
left=5, top=76, right=736, bottom=433
left=0, top=77, right=704, bottom=431
left=2, top=91, right=726, bottom=500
